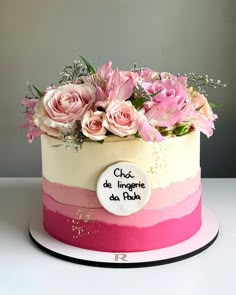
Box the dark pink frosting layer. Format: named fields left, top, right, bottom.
left=43, top=198, right=202, bottom=252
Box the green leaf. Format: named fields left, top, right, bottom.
left=80, top=56, right=96, bottom=74
left=97, top=140, right=104, bottom=144
left=150, top=90, right=162, bottom=98
left=158, top=127, right=173, bottom=136
left=209, top=102, right=223, bottom=109
left=32, top=85, right=43, bottom=97
left=131, top=97, right=147, bottom=110
left=174, top=123, right=191, bottom=136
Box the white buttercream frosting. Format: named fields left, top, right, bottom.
left=41, top=131, right=200, bottom=190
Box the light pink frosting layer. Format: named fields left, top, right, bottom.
left=42, top=170, right=201, bottom=209
left=43, top=185, right=201, bottom=227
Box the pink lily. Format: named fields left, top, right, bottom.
left=186, top=111, right=215, bottom=138
left=143, top=100, right=193, bottom=128
left=137, top=114, right=164, bottom=142
left=19, top=99, right=44, bottom=142
left=95, top=62, right=135, bottom=104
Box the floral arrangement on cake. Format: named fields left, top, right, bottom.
left=20, top=56, right=226, bottom=148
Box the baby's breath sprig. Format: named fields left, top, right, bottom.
left=183, top=73, right=227, bottom=95
left=131, top=82, right=153, bottom=110
left=132, top=82, right=162, bottom=110
left=130, top=63, right=156, bottom=100
left=131, top=63, right=148, bottom=73
left=134, top=82, right=153, bottom=101
left=59, top=59, right=88, bottom=85
left=59, top=56, right=96, bottom=85
left=53, top=120, right=89, bottom=151
left=56, top=124, right=86, bottom=152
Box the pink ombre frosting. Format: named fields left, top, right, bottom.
left=43, top=179, right=202, bottom=252
left=43, top=185, right=201, bottom=227
left=42, top=170, right=201, bottom=209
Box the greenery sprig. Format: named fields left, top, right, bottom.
left=59, top=56, right=96, bottom=85
left=131, top=82, right=153, bottom=110
left=185, top=73, right=227, bottom=95
left=25, top=82, right=42, bottom=99
left=52, top=123, right=106, bottom=151
left=53, top=123, right=86, bottom=152
left=131, top=63, right=148, bottom=73
left=59, top=60, right=87, bottom=85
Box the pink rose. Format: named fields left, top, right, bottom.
left=34, top=100, right=63, bottom=137
left=81, top=110, right=107, bottom=141
left=138, top=74, right=193, bottom=129
left=191, top=91, right=217, bottom=121
left=103, top=100, right=138, bottom=137
left=34, top=84, right=96, bottom=137
left=142, top=73, right=189, bottom=106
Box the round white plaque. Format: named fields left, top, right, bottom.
left=96, top=162, right=151, bottom=216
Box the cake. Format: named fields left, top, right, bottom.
left=20, top=56, right=225, bottom=253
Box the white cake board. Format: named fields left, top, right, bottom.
left=29, top=207, right=219, bottom=268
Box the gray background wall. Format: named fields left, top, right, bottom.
left=0, top=0, right=235, bottom=177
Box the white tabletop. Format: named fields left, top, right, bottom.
left=0, top=178, right=236, bottom=295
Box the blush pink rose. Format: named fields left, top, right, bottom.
left=43, top=84, right=95, bottom=122
left=33, top=100, right=62, bottom=137
left=103, top=100, right=138, bottom=137
left=142, top=73, right=189, bottom=106
left=81, top=110, right=107, bottom=141
left=34, top=84, right=96, bottom=137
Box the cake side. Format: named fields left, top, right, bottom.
left=42, top=131, right=202, bottom=252
left=41, top=131, right=200, bottom=190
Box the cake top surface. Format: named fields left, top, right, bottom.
left=20, top=56, right=226, bottom=149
